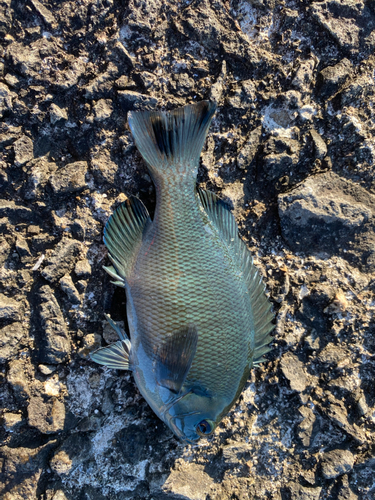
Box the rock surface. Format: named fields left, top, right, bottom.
left=1, top=1, right=374, bottom=499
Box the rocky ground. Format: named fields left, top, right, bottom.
left=1, top=0, right=375, bottom=499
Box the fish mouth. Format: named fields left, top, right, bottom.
left=161, top=395, right=201, bottom=444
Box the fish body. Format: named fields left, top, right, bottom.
left=91, top=101, right=274, bottom=443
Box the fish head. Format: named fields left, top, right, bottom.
left=162, top=389, right=226, bottom=444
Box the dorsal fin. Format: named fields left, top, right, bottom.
left=103, top=197, right=151, bottom=285
left=198, top=189, right=274, bottom=364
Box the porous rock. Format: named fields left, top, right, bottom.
left=278, top=171, right=375, bottom=270
left=42, top=238, right=83, bottom=282
left=321, top=449, right=355, bottom=479
left=49, top=161, right=88, bottom=194
left=37, top=285, right=70, bottom=364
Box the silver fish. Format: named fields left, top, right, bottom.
left=91, top=101, right=274, bottom=443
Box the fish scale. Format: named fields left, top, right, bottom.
left=90, top=101, right=274, bottom=442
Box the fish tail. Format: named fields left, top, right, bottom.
left=128, top=100, right=216, bottom=179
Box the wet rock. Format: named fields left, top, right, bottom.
left=28, top=395, right=65, bottom=434
left=59, top=274, right=81, bottom=305
left=38, top=285, right=70, bottom=364
left=0, top=294, right=21, bottom=321
left=321, top=449, right=355, bottom=479
left=13, top=135, right=34, bottom=166
left=316, top=58, right=352, bottom=98
left=42, top=238, right=83, bottom=282
left=280, top=352, right=308, bottom=392
left=49, top=103, right=68, bottom=124
left=163, top=462, right=215, bottom=500
left=0, top=322, right=24, bottom=363
left=49, top=161, right=88, bottom=195
left=278, top=171, right=375, bottom=271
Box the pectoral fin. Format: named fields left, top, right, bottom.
left=155, top=325, right=198, bottom=394
left=90, top=340, right=131, bottom=370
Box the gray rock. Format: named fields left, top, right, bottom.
left=311, top=3, right=361, bottom=51
left=41, top=238, right=83, bottom=283
left=30, top=0, right=56, bottom=26
left=50, top=434, right=91, bottom=476
left=0, top=294, right=21, bottom=321
left=49, top=161, right=88, bottom=195
left=0, top=81, right=16, bottom=118
left=316, top=58, right=352, bottom=98
left=38, top=285, right=70, bottom=364
left=24, top=157, right=58, bottom=200
left=15, top=235, right=32, bottom=261
left=278, top=171, right=375, bottom=271
left=0, top=322, right=24, bottom=363
left=163, top=462, right=215, bottom=500
left=284, top=482, right=322, bottom=500
left=222, top=441, right=251, bottom=464
left=0, top=0, right=12, bottom=36
left=0, top=236, right=11, bottom=265
left=74, top=259, right=92, bottom=278
left=28, top=396, right=65, bottom=434
left=49, top=103, right=68, bottom=124
left=13, top=135, right=34, bottom=166
left=318, top=344, right=349, bottom=365
left=280, top=352, right=308, bottom=392
left=59, top=274, right=81, bottom=305
left=0, top=199, right=33, bottom=221
left=237, top=126, right=262, bottom=170
left=93, top=98, right=113, bottom=121
left=297, top=406, right=316, bottom=447
left=7, top=359, right=30, bottom=399
left=118, top=90, right=158, bottom=110
left=310, top=129, right=327, bottom=159
left=2, top=412, right=23, bottom=431
left=321, top=449, right=355, bottom=479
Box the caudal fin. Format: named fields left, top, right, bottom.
left=128, top=101, right=216, bottom=175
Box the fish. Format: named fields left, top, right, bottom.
left=90, top=100, right=274, bottom=443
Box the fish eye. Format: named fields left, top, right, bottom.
left=196, top=419, right=214, bottom=436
